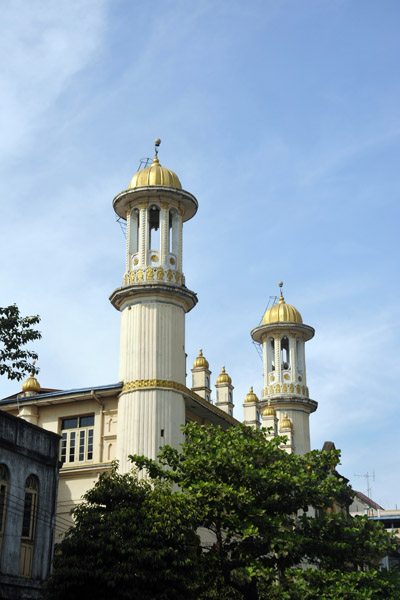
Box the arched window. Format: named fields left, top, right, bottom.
left=206, top=376, right=210, bottom=388
left=0, top=465, right=9, bottom=560
left=229, top=392, right=233, bottom=404
left=19, top=475, right=39, bottom=577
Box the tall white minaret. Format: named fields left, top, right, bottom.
left=250, top=283, right=317, bottom=455
left=110, top=140, right=198, bottom=472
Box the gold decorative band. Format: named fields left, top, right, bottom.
left=121, top=379, right=238, bottom=425
left=122, top=379, right=187, bottom=393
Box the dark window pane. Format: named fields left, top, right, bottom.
left=80, top=415, right=94, bottom=427
left=0, top=485, right=6, bottom=533
left=62, top=417, right=78, bottom=430
left=22, top=493, right=33, bottom=538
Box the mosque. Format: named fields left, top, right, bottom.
left=0, top=141, right=318, bottom=528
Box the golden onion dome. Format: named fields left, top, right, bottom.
left=22, top=372, right=41, bottom=394
left=279, top=413, right=293, bottom=430
left=262, top=400, right=276, bottom=417
left=262, top=292, right=303, bottom=325
left=193, top=349, right=209, bottom=369
left=244, top=386, right=259, bottom=403
left=128, top=155, right=182, bottom=190
left=216, top=366, right=232, bottom=385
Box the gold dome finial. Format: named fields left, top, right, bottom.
left=280, top=413, right=293, bottom=430
left=262, top=399, right=276, bottom=417
left=216, top=366, right=232, bottom=385
left=154, top=138, right=161, bottom=157
left=278, top=281, right=284, bottom=303
left=22, top=362, right=41, bottom=394
left=193, top=349, right=209, bottom=369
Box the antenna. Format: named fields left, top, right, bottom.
left=354, top=471, right=375, bottom=499
left=252, top=294, right=279, bottom=360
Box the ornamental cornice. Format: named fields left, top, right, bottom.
left=260, top=395, right=318, bottom=414
left=109, top=282, right=198, bottom=313
left=251, top=322, right=315, bottom=344
left=112, top=186, right=198, bottom=222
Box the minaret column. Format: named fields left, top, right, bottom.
left=111, top=142, right=199, bottom=473
left=250, top=283, right=317, bottom=456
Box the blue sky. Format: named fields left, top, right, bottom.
left=0, top=0, right=399, bottom=507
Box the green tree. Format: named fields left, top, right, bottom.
left=0, top=304, right=41, bottom=380
left=132, top=422, right=399, bottom=600
left=43, top=466, right=202, bottom=600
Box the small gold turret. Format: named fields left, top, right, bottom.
left=262, top=400, right=276, bottom=417
left=22, top=371, right=41, bottom=394
left=216, top=366, right=232, bottom=384
left=244, top=386, right=259, bottom=403
left=280, top=413, right=293, bottom=430
left=193, top=349, right=209, bottom=369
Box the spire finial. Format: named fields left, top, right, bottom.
left=278, top=281, right=284, bottom=303
left=154, top=138, right=161, bottom=157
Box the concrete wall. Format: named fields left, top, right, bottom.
left=0, top=410, right=60, bottom=600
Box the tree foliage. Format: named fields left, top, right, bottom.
left=43, top=466, right=202, bottom=600
left=44, top=423, right=400, bottom=600
left=132, top=422, right=400, bottom=600
left=0, top=304, right=41, bottom=380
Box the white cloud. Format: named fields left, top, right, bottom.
left=0, top=0, right=108, bottom=160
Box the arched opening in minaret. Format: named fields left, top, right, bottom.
left=149, top=205, right=160, bottom=250
left=169, top=209, right=179, bottom=259
left=281, top=336, right=290, bottom=370
left=296, top=337, right=305, bottom=376
left=129, top=209, right=139, bottom=256
left=267, top=337, right=275, bottom=371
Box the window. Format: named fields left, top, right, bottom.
left=61, top=415, right=94, bottom=465
left=19, top=475, right=38, bottom=577
left=206, top=376, right=210, bottom=388
left=0, top=465, right=9, bottom=560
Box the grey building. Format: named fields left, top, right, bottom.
left=0, top=410, right=60, bottom=599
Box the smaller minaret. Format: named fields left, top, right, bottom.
left=18, top=367, right=41, bottom=425
left=243, top=387, right=260, bottom=429
left=251, top=282, right=317, bottom=455
left=215, top=366, right=234, bottom=416
left=262, top=400, right=278, bottom=440
left=191, top=350, right=212, bottom=402
left=279, top=413, right=294, bottom=454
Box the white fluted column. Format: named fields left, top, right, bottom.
left=160, top=203, right=169, bottom=266
left=139, top=203, right=147, bottom=266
